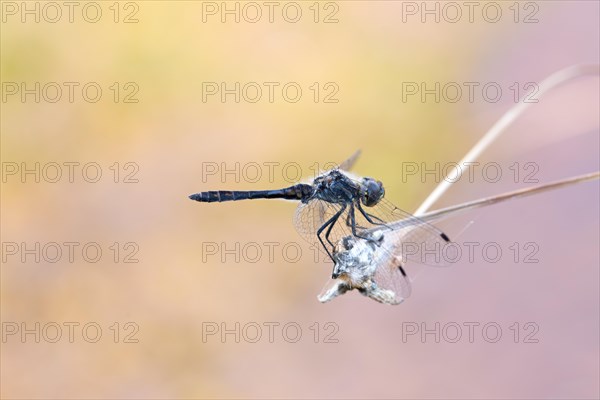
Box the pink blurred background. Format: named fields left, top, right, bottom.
left=2, top=1, right=599, bottom=399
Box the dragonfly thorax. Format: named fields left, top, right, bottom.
left=311, top=170, right=359, bottom=203
left=311, top=170, right=385, bottom=207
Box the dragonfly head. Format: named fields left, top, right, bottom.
left=360, top=178, right=385, bottom=207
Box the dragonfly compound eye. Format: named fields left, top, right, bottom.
left=361, top=178, right=385, bottom=207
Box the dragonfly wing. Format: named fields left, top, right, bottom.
left=338, top=150, right=362, bottom=172
left=361, top=198, right=452, bottom=267
left=293, top=200, right=349, bottom=256
left=370, top=253, right=412, bottom=305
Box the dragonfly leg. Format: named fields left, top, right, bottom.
left=317, top=204, right=347, bottom=261
left=345, top=208, right=368, bottom=230
left=324, top=204, right=348, bottom=248
left=348, top=203, right=377, bottom=241
left=356, top=201, right=392, bottom=230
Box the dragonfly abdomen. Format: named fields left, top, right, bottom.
left=189, top=184, right=313, bottom=203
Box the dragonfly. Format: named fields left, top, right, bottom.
left=189, top=151, right=451, bottom=270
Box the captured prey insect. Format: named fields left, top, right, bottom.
left=318, top=212, right=450, bottom=305
left=189, top=151, right=451, bottom=270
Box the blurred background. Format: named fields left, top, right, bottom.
left=1, top=1, right=599, bottom=399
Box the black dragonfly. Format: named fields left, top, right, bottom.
left=189, top=151, right=450, bottom=266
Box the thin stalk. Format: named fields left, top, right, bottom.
left=413, top=172, right=599, bottom=226
left=414, top=64, right=600, bottom=216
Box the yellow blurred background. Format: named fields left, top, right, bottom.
left=2, top=1, right=599, bottom=398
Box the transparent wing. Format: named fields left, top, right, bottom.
left=371, top=252, right=412, bottom=304
left=293, top=197, right=380, bottom=258
left=293, top=199, right=344, bottom=257
left=338, top=150, right=361, bottom=172
left=359, top=198, right=452, bottom=267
